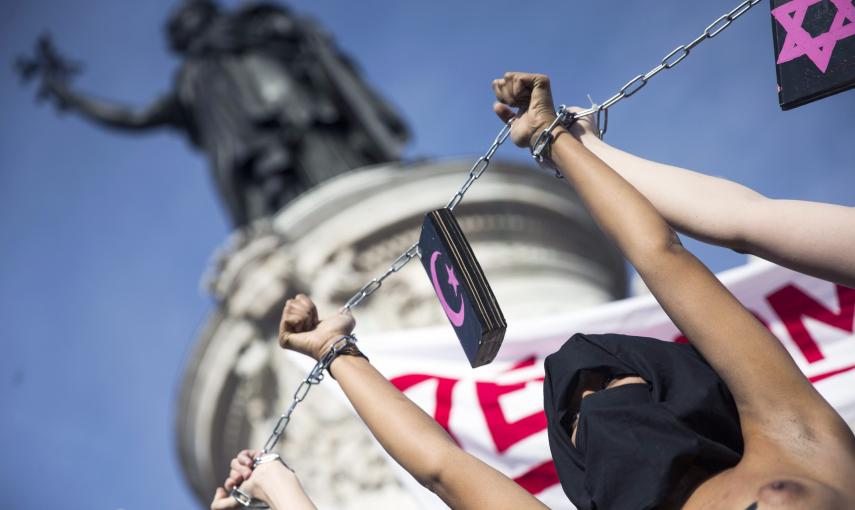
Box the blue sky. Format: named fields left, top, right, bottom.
left=1, top=1, right=853, bottom=508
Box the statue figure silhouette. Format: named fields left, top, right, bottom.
left=17, top=0, right=410, bottom=227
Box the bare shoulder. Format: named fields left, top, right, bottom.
left=684, top=431, right=855, bottom=510
left=740, top=400, right=855, bottom=460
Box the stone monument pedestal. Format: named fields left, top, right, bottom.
left=177, top=159, right=627, bottom=507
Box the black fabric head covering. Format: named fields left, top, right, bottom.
left=543, top=333, right=744, bottom=510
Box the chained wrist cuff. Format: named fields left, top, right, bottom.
left=324, top=334, right=368, bottom=377
left=253, top=452, right=294, bottom=472
left=231, top=453, right=292, bottom=508
left=530, top=105, right=576, bottom=178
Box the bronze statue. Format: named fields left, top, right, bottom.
left=17, top=0, right=410, bottom=227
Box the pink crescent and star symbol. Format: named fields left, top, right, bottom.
left=429, top=251, right=465, bottom=327
left=772, top=0, right=855, bottom=74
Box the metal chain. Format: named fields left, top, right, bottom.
left=341, top=119, right=514, bottom=311
left=262, top=335, right=356, bottom=454
left=342, top=0, right=764, bottom=319
left=341, top=241, right=422, bottom=311
left=564, top=0, right=762, bottom=139
left=232, top=122, right=513, bottom=507
left=231, top=335, right=357, bottom=507
left=233, top=2, right=762, bottom=504
left=232, top=121, right=515, bottom=507
left=532, top=0, right=762, bottom=178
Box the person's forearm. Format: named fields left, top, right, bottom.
left=328, top=355, right=546, bottom=509
left=551, top=129, right=680, bottom=270
left=579, top=132, right=760, bottom=248
left=328, top=355, right=456, bottom=488
left=551, top=128, right=836, bottom=420
left=255, top=463, right=317, bottom=510
left=580, top=134, right=855, bottom=286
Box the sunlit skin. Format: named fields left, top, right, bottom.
left=216, top=71, right=855, bottom=510
left=567, top=375, right=850, bottom=509
left=209, top=448, right=317, bottom=510
left=491, top=71, right=855, bottom=510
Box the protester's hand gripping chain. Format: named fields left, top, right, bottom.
left=533, top=0, right=763, bottom=173
left=230, top=336, right=356, bottom=507
left=230, top=0, right=764, bottom=505
left=229, top=116, right=516, bottom=508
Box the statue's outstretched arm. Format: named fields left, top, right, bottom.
left=17, top=35, right=181, bottom=131
left=50, top=82, right=182, bottom=131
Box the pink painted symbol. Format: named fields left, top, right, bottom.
left=772, top=0, right=855, bottom=73
left=445, top=263, right=460, bottom=295
left=430, top=251, right=465, bottom=327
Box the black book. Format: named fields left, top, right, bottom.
left=419, top=209, right=506, bottom=368
left=770, top=0, right=855, bottom=110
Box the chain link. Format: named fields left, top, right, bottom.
left=340, top=0, right=762, bottom=320
left=232, top=118, right=509, bottom=505
left=232, top=120, right=515, bottom=508
left=561, top=0, right=762, bottom=138
left=231, top=335, right=358, bottom=507
left=261, top=335, right=355, bottom=454
left=341, top=241, right=422, bottom=310
left=339, top=119, right=513, bottom=311
left=233, top=2, right=762, bottom=505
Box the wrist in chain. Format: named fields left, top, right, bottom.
left=231, top=454, right=294, bottom=504
left=319, top=334, right=359, bottom=363
left=339, top=0, right=761, bottom=311
left=322, top=334, right=368, bottom=377
left=531, top=105, right=576, bottom=178
left=231, top=335, right=363, bottom=507
left=232, top=2, right=763, bottom=506
left=255, top=334, right=362, bottom=457
left=253, top=452, right=293, bottom=472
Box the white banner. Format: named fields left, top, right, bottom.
left=305, top=261, right=855, bottom=509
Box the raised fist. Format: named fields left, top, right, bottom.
left=278, top=294, right=355, bottom=360
left=491, top=72, right=558, bottom=150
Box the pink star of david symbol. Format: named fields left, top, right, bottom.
left=772, top=0, right=855, bottom=73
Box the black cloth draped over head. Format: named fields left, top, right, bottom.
left=543, top=333, right=744, bottom=510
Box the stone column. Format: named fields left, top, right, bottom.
left=176, top=160, right=626, bottom=507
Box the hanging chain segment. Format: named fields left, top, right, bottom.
left=342, top=242, right=421, bottom=311
left=231, top=335, right=357, bottom=507
left=566, top=0, right=762, bottom=138
left=233, top=1, right=762, bottom=505
left=259, top=335, right=354, bottom=454
left=445, top=121, right=514, bottom=211
left=340, top=119, right=513, bottom=312
left=233, top=120, right=514, bottom=509
left=235, top=113, right=513, bottom=509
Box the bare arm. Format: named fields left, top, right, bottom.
left=492, top=73, right=849, bottom=442
left=256, top=470, right=317, bottom=510
left=571, top=115, right=855, bottom=287
left=50, top=82, right=181, bottom=131
left=214, top=450, right=317, bottom=510
left=332, top=356, right=546, bottom=509
left=277, top=296, right=547, bottom=510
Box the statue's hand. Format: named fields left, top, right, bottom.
left=41, top=79, right=73, bottom=110
left=278, top=294, right=355, bottom=360
left=16, top=34, right=80, bottom=108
